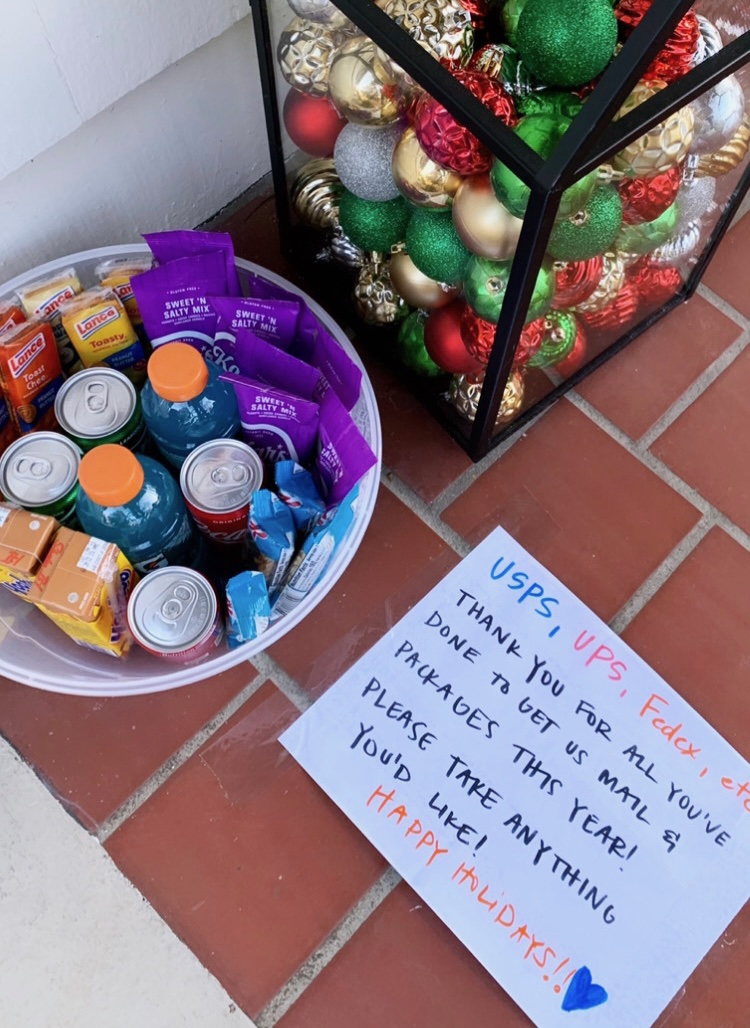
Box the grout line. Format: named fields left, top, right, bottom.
left=96, top=667, right=265, bottom=843
left=380, top=469, right=470, bottom=557
left=252, top=651, right=313, bottom=712
left=696, top=282, right=750, bottom=330
left=255, top=866, right=402, bottom=1028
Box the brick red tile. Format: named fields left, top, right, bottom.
left=702, top=210, right=750, bottom=318
left=269, top=488, right=458, bottom=698
left=442, top=400, right=700, bottom=621
left=0, top=661, right=256, bottom=830
left=106, top=682, right=386, bottom=1018
left=577, top=296, right=742, bottom=439
left=650, top=347, right=750, bottom=535
left=277, top=883, right=531, bottom=1028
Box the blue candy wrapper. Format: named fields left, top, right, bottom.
left=275, top=461, right=326, bottom=538
left=248, top=490, right=296, bottom=601
left=225, top=570, right=271, bottom=648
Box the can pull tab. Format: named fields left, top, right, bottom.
left=209, top=462, right=251, bottom=494
left=79, top=381, right=118, bottom=430
left=152, top=583, right=199, bottom=642
left=14, top=455, right=53, bottom=481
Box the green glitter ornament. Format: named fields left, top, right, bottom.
left=462, top=256, right=555, bottom=323
left=527, top=312, right=578, bottom=368
left=405, top=209, right=471, bottom=285
left=397, top=310, right=444, bottom=376
left=490, top=115, right=597, bottom=220
left=515, top=0, right=618, bottom=89
left=547, top=185, right=623, bottom=262
left=615, top=202, right=680, bottom=257
left=338, top=190, right=410, bottom=253
left=516, top=90, right=583, bottom=121
left=502, top=0, right=528, bottom=47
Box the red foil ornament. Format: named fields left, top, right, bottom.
left=552, top=257, right=604, bottom=309
left=425, top=301, right=483, bottom=374
left=615, top=1, right=700, bottom=83
left=515, top=319, right=546, bottom=367
left=413, top=69, right=518, bottom=176
left=578, top=282, right=640, bottom=333
left=553, top=322, right=587, bottom=378
left=460, top=306, right=544, bottom=367
left=627, top=259, right=682, bottom=308
left=619, top=166, right=682, bottom=225
left=458, top=0, right=487, bottom=33
left=283, top=89, right=347, bottom=157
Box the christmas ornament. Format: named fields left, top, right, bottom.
left=526, top=311, right=579, bottom=368
left=354, top=260, right=409, bottom=324
left=615, top=2, right=700, bottom=84
left=449, top=368, right=526, bottom=425
left=693, top=16, right=724, bottom=66
left=574, top=253, right=626, bottom=313
left=578, top=282, right=639, bottom=333
left=424, top=301, right=482, bottom=374
left=460, top=306, right=545, bottom=366
left=554, top=330, right=587, bottom=377
left=277, top=17, right=347, bottom=97
left=648, top=222, right=702, bottom=266
left=283, top=89, right=347, bottom=156
left=389, top=249, right=459, bottom=308
left=689, top=74, right=746, bottom=155
left=516, top=90, right=583, bottom=120
left=502, top=0, right=528, bottom=48
left=695, top=113, right=750, bottom=177
left=615, top=200, right=678, bottom=256
left=288, top=0, right=351, bottom=26
left=613, top=82, right=694, bottom=177
left=391, top=127, right=462, bottom=210
left=381, top=0, right=474, bottom=68
left=462, top=256, right=554, bottom=323
left=452, top=176, right=524, bottom=260
left=674, top=176, right=716, bottom=232
left=619, top=166, right=681, bottom=225
left=515, top=0, right=618, bottom=88
left=291, top=158, right=343, bottom=229
left=328, top=37, right=402, bottom=125
left=338, top=190, right=410, bottom=252
left=547, top=185, right=623, bottom=262
left=458, top=0, right=488, bottom=33
left=398, top=311, right=445, bottom=376
left=552, top=256, right=603, bottom=309
left=333, top=123, right=402, bottom=202
left=406, top=209, right=471, bottom=284
left=627, top=259, right=682, bottom=308
left=324, top=223, right=369, bottom=268
left=413, top=70, right=517, bottom=176
left=470, top=43, right=517, bottom=85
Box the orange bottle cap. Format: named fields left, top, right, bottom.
left=147, top=342, right=209, bottom=402
left=78, top=444, right=144, bottom=506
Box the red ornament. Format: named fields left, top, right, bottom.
left=425, top=301, right=484, bottom=374
left=615, top=2, right=700, bottom=83
left=553, top=324, right=587, bottom=377
left=514, top=318, right=546, bottom=367
left=458, top=0, right=487, bottom=32
left=459, top=306, right=545, bottom=367
left=619, top=166, right=682, bottom=224
left=578, top=282, right=640, bottom=333
left=627, top=259, right=682, bottom=308
left=413, top=70, right=518, bottom=176
left=283, top=89, right=346, bottom=157
left=552, top=257, right=603, bottom=309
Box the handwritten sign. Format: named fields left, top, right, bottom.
left=280, top=526, right=750, bottom=1026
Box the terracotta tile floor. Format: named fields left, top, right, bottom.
left=2, top=204, right=749, bottom=1027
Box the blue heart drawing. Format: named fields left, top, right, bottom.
left=562, top=966, right=609, bottom=1012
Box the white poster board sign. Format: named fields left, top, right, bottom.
left=281, top=526, right=750, bottom=1027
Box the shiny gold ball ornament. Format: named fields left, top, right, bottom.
left=452, top=175, right=524, bottom=259
left=328, top=36, right=402, bottom=125
left=389, top=249, right=459, bottom=308
left=449, top=368, right=525, bottom=425
left=695, top=112, right=750, bottom=177
left=574, top=252, right=626, bottom=313
left=381, top=0, right=474, bottom=68
left=613, top=81, right=695, bottom=178
left=392, top=127, right=462, bottom=209
left=291, top=158, right=343, bottom=230
left=353, top=260, right=410, bottom=324
left=277, top=17, right=348, bottom=97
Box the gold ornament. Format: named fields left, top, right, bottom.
left=695, top=112, right=750, bottom=177
left=354, top=260, right=410, bottom=323
left=449, top=368, right=525, bottom=425
left=389, top=249, right=459, bottom=308
left=613, top=81, right=694, bottom=178
left=328, top=36, right=402, bottom=125
left=291, top=158, right=343, bottom=229
left=382, top=0, right=474, bottom=67
left=574, top=253, right=626, bottom=313
left=392, top=127, right=462, bottom=209
left=277, top=17, right=348, bottom=97
left=452, top=175, right=524, bottom=259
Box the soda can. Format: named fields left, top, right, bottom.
left=180, top=439, right=263, bottom=544
left=54, top=367, right=148, bottom=452
left=127, top=566, right=224, bottom=663
left=0, top=431, right=81, bottom=524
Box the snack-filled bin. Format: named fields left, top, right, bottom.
left=0, top=245, right=381, bottom=697
left=250, top=0, right=750, bottom=459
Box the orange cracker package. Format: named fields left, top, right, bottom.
left=95, top=255, right=153, bottom=330
left=0, top=318, right=64, bottom=434
left=0, top=300, right=25, bottom=336
left=29, top=527, right=136, bottom=657
left=0, top=503, right=58, bottom=600
left=60, top=288, right=147, bottom=386
left=15, top=267, right=83, bottom=375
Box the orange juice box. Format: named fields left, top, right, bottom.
left=95, top=255, right=153, bottom=328
left=29, top=527, right=137, bottom=657
left=0, top=300, right=25, bottom=336
left=15, top=268, right=83, bottom=375
left=0, top=503, right=58, bottom=600
left=60, top=288, right=147, bottom=386
left=0, top=318, right=64, bottom=434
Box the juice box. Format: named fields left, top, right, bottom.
left=0, top=504, right=58, bottom=600
left=0, top=318, right=64, bottom=434
left=15, top=267, right=83, bottom=375
left=29, top=527, right=137, bottom=657
left=60, top=288, right=146, bottom=386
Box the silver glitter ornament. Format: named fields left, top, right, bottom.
left=689, top=74, right=746, bottom=155
left=333, top=123, right=403, bottom=201
left=674, top=176, right=716, bottom=233
left=288, top=0, right=352, bottom=27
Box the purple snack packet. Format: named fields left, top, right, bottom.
left=222, top=332, right=320, bottom=400
left=209, top=296, right=300, bottom=350
left=315, top=389, right=377, bottom=506
left=228, top=376, right=320, bottom=464
left=131, top=252, right=228, bottom=356
left=143, top=229, right=241, bottom=296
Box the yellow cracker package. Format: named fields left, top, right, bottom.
left=15, top=268, right=83, bottom=375
left=95, top=256, right=153, bottom=328
left=0, top=504, right=58, bottom=600
left=29, top=527, right=137, bottom=657
left=60, top=288, right=147, bottom=386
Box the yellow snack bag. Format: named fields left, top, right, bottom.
left=15, top=268, right=83, bottom=375
left=60, top=288, right=147, bottom=386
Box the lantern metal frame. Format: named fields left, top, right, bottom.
left=250, top=0, right=750, bottom=460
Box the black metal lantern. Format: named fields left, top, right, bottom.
left=249, top=0, right=750, bottom=460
